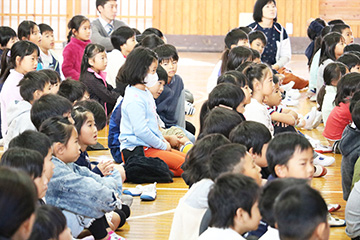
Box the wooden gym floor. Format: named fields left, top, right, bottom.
left=0, top=52, right=348, bottom=239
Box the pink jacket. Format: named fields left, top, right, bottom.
left=62, top=37, right=91, bottom=80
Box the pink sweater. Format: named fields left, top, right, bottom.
left=62, top=37, right=91, bottom=80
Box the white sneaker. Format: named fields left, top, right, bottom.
left=311, top=110, right=322, bottom=129
left=286, top=89, right=301, bottom=100
left=314, top=144, right=333, bottom=153
left=303, top=107, right=317, bottom=130
left=314, top=153, right=335, bottom=166
left=123, top=185, right=143, bottom=196
left=282, top=97, right=299, bottom=106
left=310, top=94, right=317, bottom=102
left=303, top=133, right=321, bottom=147
left=281, top=81, right=295, bottom=91
left=328, top=213, right=346, bottom=227
left=140, top=182, right=157, bottom=201
left=109, top=231, right=127, bottom=240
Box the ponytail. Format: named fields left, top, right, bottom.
left=67, top=15, right=89, bottom=43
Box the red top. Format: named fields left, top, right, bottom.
left=323, top=102, right=352, bottom=141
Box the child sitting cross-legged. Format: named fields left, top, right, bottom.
left=274, top=184, right=330, bottom=240
left=198, top=173, right=261, bottom=240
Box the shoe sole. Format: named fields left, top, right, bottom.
left=140, top=195, right=156, bottom=201
left=123, top=190, right=141, bottom=196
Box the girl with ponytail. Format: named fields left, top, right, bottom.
left=62, top=15, right=91, bottom=80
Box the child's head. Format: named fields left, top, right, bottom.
left=182, top=133, right=231, bottom=187
left=19, top=71, right=51, bottom=104
left=344, top=43, right=360, bottom=53
left=117, top=47, right=158, bottom=86
left=208, top=83, right=245, bottom=113
left=31, top=94, right=73, bottom=130
left=147, top=65, right=167, bottom=99
left=38, top=23, right=54, bottom=51
left=332, top=24, right=354, bottom=45
left=0, top=167, right=37, bottom=240
left=328, top=19, right=345, bottom=25
left=29, top=205, right=72, bottom=240
left=244, top=63, right=274, bottom=96
left=337, top=52, right=360, bottom=73
left=75, top=100, right=107, bottom=131
left=266, top=132, right=314, bottom=179
left=274, top=184, right=329, bottom=240
left=96, top=0, right=118, bottom=22
left=260, top=178, right=308, bottom=228
left=263, top=75, right=282, bottom=107
left=18, top=20, right=41, bottom=45
left=250, top=48, right=261, bottom=63
left=319, top=32, right=346, bottom=64
left=58, top=78, right=88, bottom=104
left=8, top=130, right=53, bottom=181
left=230, top=121, right=272, bottom=168
left=209, top=143, right=262, bottom=185
left=1, top=148, right=48, bottom=199
left=40, top=116, right=80, bottom=163
left=139, top=34, right=165, bottom=50
left=72, top=106, right=98, bottom=151
left=0, top=26, right=17, bottom=49
left=141, top=27, right=166, bottom=43
left=249, top=30, right=267, bottom=55
left=324, top=62, right=348, bottom=86
left=0, top=40, right=39, bottom=81
left=67, top=15, right=90, bottom=43
left=111, top=26, right=137, bottom=56
left=39, top=69, right=61, bottom=94
left=81, top=43, right=107, bottom=75
left=217, top=70, right=252, bottom=104
left=153, top=44, right=179, bottom=80
left=224, top=46, right=253, bottom=73
left=224, top=28, right=249, bottom=50
left=200, top=107, right=245, bottom=139
left=208, top=173, right=261, bottom=234
left=253, top=0, right=277, bottom=22
left=334, top=72, right=360, bottom=107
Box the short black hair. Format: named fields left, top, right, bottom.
left=337, top=52, right=360, bottom=71
left=328, top=19, right=345, bottom=25
left=274, top=184, right=328, bottom=240
left=39, top=69, right=60, bottom=85
left=142, top=27, right=164, bottom=39
left=253, top=0, right=277, bottom=23
left=266, top=132, right=313, bottom=177
left=223, top=46, right=253, bottom=73
left=156, top=65, right=168, bottom=84
left=0, top=26, right=17, bottom=47
left=139, top=34, right=164, bottom=50
left=217, top=70, right=249, bottom=87
left=230, top=121, right=272, bottom=156
left=208, top=173, right=260, bottom=228
left=96, top=0, right=116, bottom=9
left=250, top=48, right=261, bottom=59
left=209, top=143, right=248, bottom=180
left=238, top=26, right=252, bottom=34
left=200, top=107, right=245, bottom=139
left=249, top=30, right=267, bottom=45
left=0, top=147, right=44, bottom=179
left=75, top=100, right=106, bottom=130
left=208, top=83, right=245, bottom=111
left=344, top=43, right=360, bottom=53
left=38, top=23, right=53, bottom=34
left=224, top=28, right=248, bottom=49
left=31, top=94, right=73, bottom=130
left=8, top=130, right=52, bottom=159
left=334, top=72, right=360, bottom=106
left=58, top=78, right=87, bottom=103
left=331, top=24, right=351, bottom=35
left=181, top=133, right=231, bottom=187
left=153, top=44, right=179, bottom=63
left=29, top=205, right=67, bottom=240
left=259, top=178, right=308, bottom=227
left=18, top=20, right=37, bottom=40
left=18, top=71, right=50, bottom=102
left=111, top=26, right=135, bottom=51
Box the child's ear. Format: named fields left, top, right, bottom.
left=21, top=36, right=28, bottom=41
left=53, top=142, right=66, bottom=157
left=14, top=213, right=35, bottom=240
left=15, top=56, right=22, bottom=66
left=274, top=164, right=288, bottom=178
left=88, top=57, right=95, bottom=67
left=249, top=148, right=257, bottom=159
left=313, top=222, right=330, bottom=240
left=33, top=90, right=42, bottom=100
left=72, top=29, right=77, bottom=36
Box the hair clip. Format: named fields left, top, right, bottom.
left=7, top=50, right=11, bottom=57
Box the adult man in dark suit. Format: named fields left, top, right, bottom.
left=91, top=0, right=127, bottom=51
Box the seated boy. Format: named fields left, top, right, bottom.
left=274, top=184, right=330, bottom=240
left=31, top=94, right=73, bottom=130
left=249, top=30, right=267, bottom=56
left=40, top=69, right=61, bottom=94
left=337, top=52, right=360, bottom=73
left=37, top=23, right=62, bottom=76
left=229, top=121, right=272, bottom=179
left=154, top=44, right=196, bottom=141
left=0, top=147, right=51, bottom=204
left=105, top=26, right=136, bottom=88
left=58, top=78, right=89, bottom=104
left=4, top=71, right=51, bottom=149
left=198, top=173, right=261, bottom=240
left=259, top=178, right=308, bottom=240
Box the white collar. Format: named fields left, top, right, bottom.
left=98, top=17, right=114, bottom=29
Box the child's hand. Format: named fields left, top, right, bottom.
left=97, top=161, right=114, bottom=176
left=167, top=135, right=181, bottom=149
left=165, top=141, right=172, bottom=151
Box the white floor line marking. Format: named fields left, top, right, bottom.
left=127, top=209, right=175, bottom=220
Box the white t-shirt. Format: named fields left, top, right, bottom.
left=198, top=227, right=246, bottom=240
left=105, top=49, right=126, bottom=88
left=244, top=98, right=274, bottom=136
left=259, top=226, right=280, bottom=240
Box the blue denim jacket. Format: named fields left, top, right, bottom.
left=46, top=156, right=120, bottom=218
